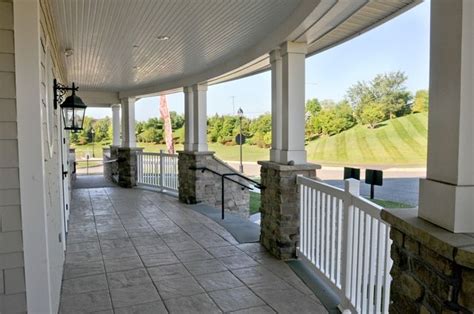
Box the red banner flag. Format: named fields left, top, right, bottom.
left=159, top=95, right=175, bottom=154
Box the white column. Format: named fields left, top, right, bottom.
left=192, top=84, right=208, bottom=152
left=14, top=0, right=54, bottom=312
left=280, top=41, right=307, bottom=164
left=183, top=86, right=194, bottom=151
left=111, top=104, right=121, bottom=146
left=121, top=97, right=136, bottom=148
left=418, top=0, right=474, bottom=232
left=270, top=49, right=283, bottom=163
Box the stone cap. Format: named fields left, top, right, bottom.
left=257, top=160, right=321, bottom=171
left=177, top=150, right=215, bottom=156
left=381, top=208, right=474, bottom=269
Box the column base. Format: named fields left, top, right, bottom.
left=258, top=160, right=320, bottom=260
left=419, top=178, right=474, bottom=232
left=191, top=143, right=208, bottom=152
left=279, top=149, right=307, bottom=165
left=269, top=149, right=280, bottom=163
left=183, top=143, right=194, bottom=151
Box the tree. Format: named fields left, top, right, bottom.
left=137, top=128, right=162, bottom=143
left=170, top=111, right=184, bottom=129
left=305, top=98, right=321, bottom=116
left=93, top=117, right=111, bottom=142
left=76, top=116, right=93, bottom=144
left=359, top=102, right=386, bottom=129
left=347, top=71, right=412, bottom=122
left=412, top=89, right=429, bottom=113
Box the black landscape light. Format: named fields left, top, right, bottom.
left=54, top=79, right=87, bottom=131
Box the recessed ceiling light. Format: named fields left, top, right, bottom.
left=64, top=49, right=74, bottom=57
left=156, top=35, right=170, bottom=41
left=133, top=66, right=140, bottom=70
left=133, top=45, right=139, bottom=48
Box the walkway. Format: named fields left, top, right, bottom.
left=73, top=175, right=117, bottom=189
left=60, top=187, right=327, bottom=313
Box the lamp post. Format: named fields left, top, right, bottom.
left=91, top=129, right=95, bottom=157
left=237, top=107, right=244, bottom=173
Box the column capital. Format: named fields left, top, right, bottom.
left=269, top=49, right=281, bottom=63
left=280, top=41, right=307, bottom=56
left=183, top=86, right=193, bottom=94
left=111, top=104, right=121, bottom=109
left=120, top=96, right=136, bottom=104
left=192, top=83, right=208, bottom=92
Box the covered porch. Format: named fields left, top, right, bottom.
left=61, top=185, right=327, bottom=313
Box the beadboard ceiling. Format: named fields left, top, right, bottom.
left=52, top=0, right=303, bottom=92
left=51, top=0, right=420, bottom=97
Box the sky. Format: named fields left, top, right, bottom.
left=88, top=0, right=430, bottom=121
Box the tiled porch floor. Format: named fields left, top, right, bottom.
left=60, top=187, right=327, bottom=313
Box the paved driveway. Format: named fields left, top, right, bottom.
left=324, top=178, right=420, bottom=207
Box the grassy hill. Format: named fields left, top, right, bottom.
left=306, top=112, right=428, bottom=166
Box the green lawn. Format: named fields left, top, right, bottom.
left=249, top=192, right=261, bottom=215
left=72, top=113, right=428, bottom=166
left=306, top=113, right=428, bottom=166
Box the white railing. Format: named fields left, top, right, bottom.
left=297, top=176, right=392, bottom=314
left=137, top=150, right=179, bottom=192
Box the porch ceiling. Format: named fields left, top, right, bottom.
left=51, top=0, right=420, bottom=97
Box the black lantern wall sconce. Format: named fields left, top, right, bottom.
left=53, top=79, right=87, bottom=131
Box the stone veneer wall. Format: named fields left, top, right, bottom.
left=382, top=209, right=474, bottom=313
left=178, top=151, right=250, bottom=218
left=258, top=161, right=319, bottom=260
left=0, top=1, right=26, bottom=312
left=103, top=146, right=119, bottom=183
left=117, top=147, right=143, bottom=188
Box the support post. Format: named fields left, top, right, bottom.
left=183, top=86, right=194, bottom=151
left=280, top=42, right=307, bottom=164
left=341, top=179, right=359, bottom=303
left=111, top=104, right=121, bottom=146
left=121, top=97, right=136, bottom=148
left=269, top=49, right=283, bottom=163
left=418, top=0, right=474, bottom=232
left=191, top=84, right=208, bottom=152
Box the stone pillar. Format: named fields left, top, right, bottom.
left=117, top=147, right=143, bottom=188
left=382, top=209, right=474, bottom=313
left=191, top=84, right=208, bottom=152
left=121, top=97, right=136, bottom=148
left=178, top=151, right=214, bottom=204
left=258, top=161, right=320, bottom=260
left=280, top=41, right=307, bottom=164
left=269, top=49, right=283, bottom=163
left=111, top=104, right=121, bottom=146
left=183, top=86, right=194, bottom=151
left=178, top=151, right=250, bottom=217
left=418, top=0, right=474, bottom=232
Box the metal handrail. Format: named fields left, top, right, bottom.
left=189, top=167, right=252, bottom=190
left=189, top=166, right=264, bottom=219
